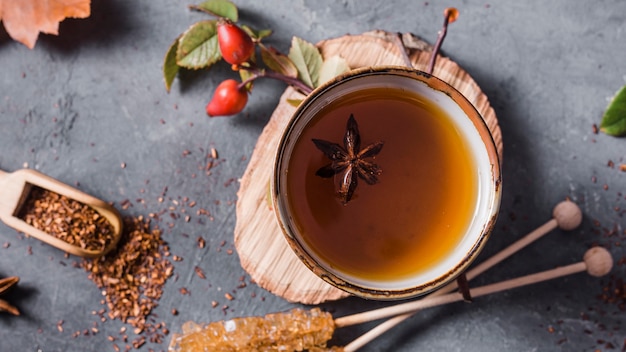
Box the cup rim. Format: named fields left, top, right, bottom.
left=272, top=65, right=502, bottom=299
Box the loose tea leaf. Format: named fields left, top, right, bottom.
left=288, top=36, right=323, bottom=88
left=18, top=187, right=115, bottom=252
left=81, top=216, right=173, bottom=340
left=190, top=0, right=239, bottom=22
left=600, top=85, right=626, bottom=137
left=318, top=56, right=350, bottom=86
left=163, top=36, right=181, bottom=92
left=177, top=20, right=222, bottom=69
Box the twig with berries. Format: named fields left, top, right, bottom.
left=163, top=0, right=349, bottom=117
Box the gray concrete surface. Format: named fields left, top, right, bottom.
left=1, top=0, right=625, bottom=351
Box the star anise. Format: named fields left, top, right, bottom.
left=312, top=114, right=384, bottom=204
left=0, top=276, right=20, bottom=316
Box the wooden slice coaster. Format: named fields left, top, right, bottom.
left=234, top=30, right=503, bottom=305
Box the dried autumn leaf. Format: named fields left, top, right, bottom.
left=0, top=0, right=91, bottom=49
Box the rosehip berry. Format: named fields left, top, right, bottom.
left=206, top=79, right=249, bottom=117
left=217, top=19, right=254, bottom=65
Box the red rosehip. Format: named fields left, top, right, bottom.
left=206, top=79, right=249, bottom=117
left=217, top=19, right=254, bottom=65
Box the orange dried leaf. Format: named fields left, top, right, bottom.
left=0, top=0, right=91, bottom=49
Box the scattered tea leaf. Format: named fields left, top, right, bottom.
left=288, top=37, right=323, bottom=88
left=318, top=55, right=350, bottom=86
left=260, top=45, right=298, bottom=78
left=600, top=85, right=626, bottom=137
left=286, top=98, right=303, bottom=107
left=190, top=0, right=238, bottom=22
left=163, top=36, right=181, bottom=92
left=241, top=25, right=272, bottom=41
left=177, top=20, right=222, bottom=69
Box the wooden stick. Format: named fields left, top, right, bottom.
left=335, top=247, right=612, bottom=330
left=343, top=200, right=582, bottom=351
left=391, top=33, right=414, bottom=68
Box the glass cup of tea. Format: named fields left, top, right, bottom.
left=272, top=66, right=501, bottom=299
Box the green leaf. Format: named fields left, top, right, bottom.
left=163, top=36, right=181, bottom=92
left=190, top=0, right=238, bottom=22
left=260, top=45, right=298, bottom=78
left=176, top=20, right=222, bottom=70
left=600, top=85, right=626, bottom=136
left=286, top=98, right=303, bottom=107
left=239, top=68, right=254, bottom=91
left=318, top=56, right=350, bottom=86
left=288, top=37, right=323, bottom=88
left=256, top=29, right=273, bottom=40
left=241, top=25, right=273, bottom=41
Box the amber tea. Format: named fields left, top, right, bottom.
left=283, top=86, right=477, bottom=282
left=274, top=67, right=501, bottom=298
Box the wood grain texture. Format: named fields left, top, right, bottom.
left=234, top=30, right=503, bottom=305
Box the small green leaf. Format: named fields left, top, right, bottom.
left=176, top=20, right=222, bottom=70
left=286, top=98, right=303, bottom=107
left=190, top=0, right=238, bottom=22
left=318, top=56, right=350, bottom=86
left=256, top=29, right=273, bottom=40
left=239, top=68, right=254, bottom=91
left=163, top=36, right=181, bottom=92
left=241, top=25, right=273, bottom=41
left=288, top=37, right=323, bottom=88
left=600, top=85, right=626, bottom=137
left=260, top=45, right=298, bottom=78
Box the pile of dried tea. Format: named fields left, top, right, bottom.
left=19, top=186, right=115, bottom=252
left=81, top=215, right=174, bottom=345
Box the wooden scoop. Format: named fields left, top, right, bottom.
left=0, top=168, right=122, bottom=258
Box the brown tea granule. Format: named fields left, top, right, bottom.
left=194, top=266, right=206, bottom=279
left=81, top=216, right=173, bottom=343
left=196, top=236, right=206, bottom=249
left=18, top=186, right=115, bottom=252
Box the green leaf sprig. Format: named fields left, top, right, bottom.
left=600, top=85, right=626, bottom=137
left=163, top=0, right=350, bottom=110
